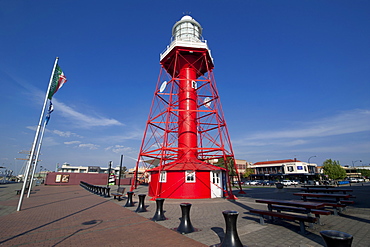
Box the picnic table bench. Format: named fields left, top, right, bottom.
left=111, top=187, right=126, bottom=201
left=250, top=199, right=326, bottom=234
left=249, top=209, right=317, bottom=234
left=301, top=185, right=335, bottom=189
left=300, top=188, right=353, bottom=194
left=294, top=192, right=351, bottom=202
left=293, top=192, right=353, bottom=215
left=270, top=205, right=330, bottom=225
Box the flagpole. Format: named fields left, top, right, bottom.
left=27, top=118, right=47, bottom=198
left=17, top=57, right=59, bottom=211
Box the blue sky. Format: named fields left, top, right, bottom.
left=1, top=0, right=369, bottom=174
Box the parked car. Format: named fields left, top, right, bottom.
left=281, top=180, right=292, bottom=186
left=291, top=180, right=299, bottom=185
left=357, top=178, right=365, bottom=182
left=233, top=181, right=250, bottom=186
left=268, top=180, right=277, bottom=186
left=261, top=180, right=276, bottom=186
left=349, top=178, right=359, bottom=183
left=260, top=180, right=270, bottom=186
left=249, top=180, right=262, bottom=185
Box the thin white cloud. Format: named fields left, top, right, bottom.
left=244, top=109, right=370, bottom=141
left=78, top=143, right=100, bottom=150
left=53, top=99, right=123, bottom=128
left=52, top=130, right=81, bottom=138
left=26, top=126, right=37, bottom=131
left=105, top=145, right=133, bottom=154
left=42, top=137, right=59, bottom=146
left=26, top=126, right=82, bottom=138
left=64, top=141, right=81, bottom=145
left=18, top=79, right=124, bottom=128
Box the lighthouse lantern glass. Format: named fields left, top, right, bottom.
left=174, top=20, right=201, bottom=42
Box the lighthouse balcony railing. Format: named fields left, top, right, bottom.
left=160, top=38, right=212, bottom=62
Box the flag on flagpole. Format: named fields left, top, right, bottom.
left=48, top=65, right=67, bottom=100
left=45, top=101, right=54, bottom=125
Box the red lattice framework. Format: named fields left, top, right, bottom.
left=131, top=48, right=243, bottom=197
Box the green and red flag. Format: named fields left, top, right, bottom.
left=48, top=65, right=67, bottom=100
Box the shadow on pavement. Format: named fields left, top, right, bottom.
left=51, top=219, right=103, bottom=247
left=0, top=200, right=108, bottom=245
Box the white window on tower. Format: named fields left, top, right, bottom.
left=192, top=80, right=197, bottom=89
left=186, top=170, right=196, bottom=183
left=160, top=171, right=166, bottom=183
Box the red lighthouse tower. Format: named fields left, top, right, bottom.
left=131, top=15, right=242, bottom=199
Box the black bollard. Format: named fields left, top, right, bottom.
left=176, top=203, right=194, bottom=234
left=151, top=198, right=166, bottom=221
left=135, top=194, right=147, bottom=212
left=218, top=210, right=243, bottom=247
left=124, top=191, right=135, bottom=207
left=105, top=187, right=110, bottom=197
left=320, top=230, right=353, bottom=247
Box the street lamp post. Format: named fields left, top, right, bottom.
left=39, top=166, right=43, bottom=178
left=307, top=156, right=317, bottom=183
left=308, top=155, right=317, bottom=164
left=351, top=160, right=362, bottom=176
left=352, top=160, right=362, bottom=168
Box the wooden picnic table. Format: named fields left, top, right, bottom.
left=253, top=199, right=328, bottom=232
left=300, top=188, right=353, bottom=194
left=301, top=185, right=335, bottom=189
left=255, top=199, right=326, bottom=214
left=293, top=192, right=351, bottom=202
left=293, top=192, right=353, bottom=215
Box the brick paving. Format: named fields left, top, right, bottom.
left=0, top=183, right=205, bottom=247
left=1, top=182, right=369, bottom=246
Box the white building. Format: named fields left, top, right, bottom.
left=250, top=159, right=318, bottom=181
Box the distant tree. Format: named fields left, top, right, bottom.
left=214, top=157, right=238, bottom=183
left=322, top=159, right=347, bottom=180
left=119, top=166, right=128, bottom=178
left=243, top=168, right=254, bottom=179
left=358, top=169, right=370, bottom=177
left=214, top=157, right=235, bottom=174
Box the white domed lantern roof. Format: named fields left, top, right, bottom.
left=172, top=15, right=203, bottom=42
left=160, top=15, right=213, bottom=64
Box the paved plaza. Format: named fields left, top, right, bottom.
left=0, top=182, right=369, bottom=246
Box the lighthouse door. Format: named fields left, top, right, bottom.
left=211, top=171, right=222, bottom=198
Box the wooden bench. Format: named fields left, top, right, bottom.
left=270, top=205, right=331, bottom=225
left=111, top=187, right=126, bottom=201
left=302, top=199, right=348, bottom=215
left=249, top=209, right=317, bottom=234
left=339, top=200, right=354, bottom=205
